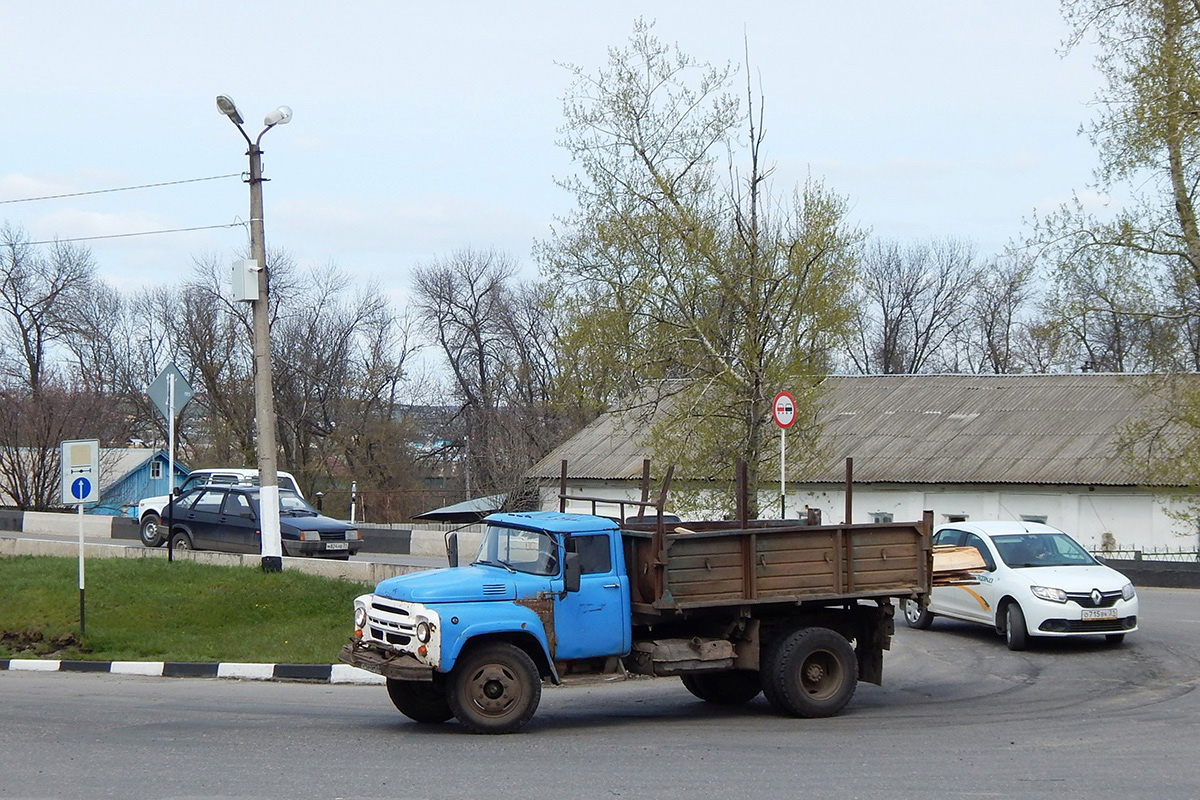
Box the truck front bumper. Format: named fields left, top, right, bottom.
left=338, top=640, right=435, bottom=681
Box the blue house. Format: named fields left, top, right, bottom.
left=93, top=448, right=189, bottom=517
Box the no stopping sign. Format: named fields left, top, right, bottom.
left=772, top=391, right=796, bottom=429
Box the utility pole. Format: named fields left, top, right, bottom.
left=217, top=94, right=292, bottom=573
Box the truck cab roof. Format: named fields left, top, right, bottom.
left=483, top=510, right=620, bottom=534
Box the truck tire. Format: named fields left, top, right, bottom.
left=903, top=598, right=934, bottom=630
left=761, top=627, right=857, bottom=718
left=448, top=642, right=542, bottom=734
left=386, top=678, right=453, bottom=723
left=680, top=671, right=762, bottom=705
left=140, top=514, right=165, bottom=547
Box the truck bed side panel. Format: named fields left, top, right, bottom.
left=627, top=521, right=929, bottom=612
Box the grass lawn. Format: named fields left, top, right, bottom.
left=0, top=555, right=371, bottom=664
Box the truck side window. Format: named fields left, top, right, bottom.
left=566, top=534, right=611, bottom=575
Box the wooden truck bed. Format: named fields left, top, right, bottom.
left=622, top=514, right=933, bottom=616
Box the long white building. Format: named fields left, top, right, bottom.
left=529, top=374, right=1197, bottom=554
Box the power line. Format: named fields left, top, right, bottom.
left=0, top=174, right=241, bottom=205
left=27, top=221, right=246, bottom=246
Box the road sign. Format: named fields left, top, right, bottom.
left=147, top=363, right=195, bottom=423
left=772, top=391, right=796, bottom=429
left=61, top=439, right=99, bottom=505
left=70, top=477, right=92, bottom=500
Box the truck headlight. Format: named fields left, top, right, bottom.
left=354, top=606, right=367, bottom=631
left=415, top=620, right=432, bottom=643
left=1031, top=585, right=1068, bottom=603
left=1121, top=582, right=1136, bottom=601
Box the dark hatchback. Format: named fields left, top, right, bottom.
left=162, top=486, right=362, bottom=559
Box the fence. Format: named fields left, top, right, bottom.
left=1090, top=548, right=1200, bottom=563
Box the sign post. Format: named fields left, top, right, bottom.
left=148, top=363, right=194, bottom=560
left=771, top=391, right=796, bottom=518
left=61, top=439, right=99, bottom=640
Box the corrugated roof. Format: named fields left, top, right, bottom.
left=529, top=374, right=1187, bottom=487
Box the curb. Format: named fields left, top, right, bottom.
left=0, top=659, right=385, bottom=685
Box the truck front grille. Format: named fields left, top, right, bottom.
left=366, top=599, right=416, bottom=649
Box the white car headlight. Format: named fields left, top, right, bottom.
left=354, top=606, right=367, bottom=631
left=1031, top=585, right=1068, bottom=603
left=415, top=620, right=432, bottom=643
left=1121, top=582, right=1136, bottom=601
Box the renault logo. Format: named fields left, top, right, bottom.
left=1091, top=589, right=1103, bottom=606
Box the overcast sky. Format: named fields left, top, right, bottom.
left=1, top=2, right=1107, bottom=305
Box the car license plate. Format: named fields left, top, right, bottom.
left=325, top=542, right=348, bottom=550
left=1081, top=608, right=1117, bottom=621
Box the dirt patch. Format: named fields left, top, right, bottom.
left=1, top=629, right=82, bottom=657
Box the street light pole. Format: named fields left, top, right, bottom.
left=217, top=94, right=291, bottom=573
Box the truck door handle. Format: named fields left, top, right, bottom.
left=604, top=583, right=620, bottom=589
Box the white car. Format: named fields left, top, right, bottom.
left=904, top=520, right=1138, bottom=650
left=136, top=468, right=302, bottom=547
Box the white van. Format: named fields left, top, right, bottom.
left=136, top=468, right=302, bottom=547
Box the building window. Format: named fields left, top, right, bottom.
left=946, top=514, right=968, bottom=523
left=1020, top=514, right=1048, bottom=524
left=870, top=512, right=893, bottom=523
left=150, top=461, right=162, bottom=480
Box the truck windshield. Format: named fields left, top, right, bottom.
left=473, top=525, right=559, bottom=576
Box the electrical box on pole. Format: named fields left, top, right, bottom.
left=231, top=259, right=260, bottom=302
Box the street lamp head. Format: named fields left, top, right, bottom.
left=216, top=95, right=244, bottom=126
left=264, top=105, right=293, bottom=127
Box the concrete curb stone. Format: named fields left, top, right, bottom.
left=0, top=658, right=385, bottom=685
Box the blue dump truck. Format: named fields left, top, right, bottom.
left=339, top=461, right=934, bottom=734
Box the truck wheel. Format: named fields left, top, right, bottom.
left=761, top=628, right=857, bottom=718
left=140, top=514, right=164, bottom=547
left=448, top=642, right=541, bottom=734
left=680, top=671, right=762, bottom=705
left=386, top=678, right=452, bottom=723
left=903, top=599, right=934, bottom=629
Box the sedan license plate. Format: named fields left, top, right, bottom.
left=1081, top=608, right=1117, bottom=621
left=325, top=541, right=349, bottom=551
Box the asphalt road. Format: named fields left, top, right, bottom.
left=1, top=587, right=1196, bottom=800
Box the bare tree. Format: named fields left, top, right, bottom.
left=947, top=255, right=1036, bottom=374
left=272, top=264, right=420, bottom=498
left=847, top=238, right=980, bottom=374
left=0, top=382, right=125, bottom=510
left=0, top=226, right=96, bottom=394
left=413, top=248, right=569, bottom=500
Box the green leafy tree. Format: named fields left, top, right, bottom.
left=1043, top=0, right=1200, bottom=525
left=1034, top=0, right=1200, bottom=369
left=540, top=21, right=862, bottom=515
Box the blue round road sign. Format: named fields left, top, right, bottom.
left=71, top=477, right=92, bottom=500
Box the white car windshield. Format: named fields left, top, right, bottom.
left=992, top=533, right=1097, bottom=568
left=473, top=525, right=558, bottom=576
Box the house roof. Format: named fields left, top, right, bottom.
left=101, top=448, right=186, bottom=491
left=529, top=373, right=1187, bottom=487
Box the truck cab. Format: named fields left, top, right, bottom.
left=341, top=511, right=631, bottom=732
